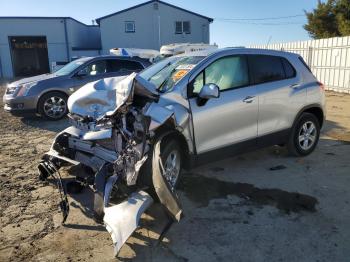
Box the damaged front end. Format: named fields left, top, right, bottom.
left=38, top=73, right=187, bottom=255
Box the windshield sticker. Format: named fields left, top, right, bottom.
left=176, top=64, right=196, bottom=70
left=172, top=70, right=189, bottom=82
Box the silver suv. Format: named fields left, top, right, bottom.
left=38, top=48, right=325, bottom=255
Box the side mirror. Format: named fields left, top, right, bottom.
left=75, top=70, right=87, bottom=78
left=198, top=83, right=220, bottom=99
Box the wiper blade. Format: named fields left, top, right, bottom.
left=157, top=67, right=177, bottom=92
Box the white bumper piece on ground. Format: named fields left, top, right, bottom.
left=103, top=190, right=154, bottom=255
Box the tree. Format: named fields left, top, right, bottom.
left=304, top=0, right=350, bottom=39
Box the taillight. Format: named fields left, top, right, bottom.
left=317, top=82, right=325, bottom=91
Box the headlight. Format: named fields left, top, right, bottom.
left=5, top=84, right=19, bottom=95
left=16, top=82, right=37, bottom=97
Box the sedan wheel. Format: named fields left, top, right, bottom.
left=43, top=96, right=67, bottom=119
left=38, top=92, right=68, bottom=120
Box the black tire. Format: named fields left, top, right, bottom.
left=138, top=136, right=182, bottom=192
left=287, top=112, right=320, bottom=156
left=38, top=91, right=68, bottom=120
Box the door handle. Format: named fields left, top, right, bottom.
left=290, top=83, right=300, bottom=89
left=243, top=96, right=255, bottom=103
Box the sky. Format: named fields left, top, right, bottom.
left=0, top=0, right=319, bottom=47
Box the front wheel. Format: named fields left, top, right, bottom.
left=38, top=92, right=68, bottom=120
left=160, top=139, right=182, bottom=190
left=287, top=112, right=320, bottom=156
left=138, top=137, right=182, bottom=192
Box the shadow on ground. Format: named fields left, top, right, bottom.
left=323, top=119, right=350, bottom=142
left=19, top=115, right=70, bottom=132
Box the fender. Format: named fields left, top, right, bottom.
left=291, top=103, right=325, bottom=130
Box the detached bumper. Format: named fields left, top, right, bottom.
left=104, top=189, right=153, bottom=255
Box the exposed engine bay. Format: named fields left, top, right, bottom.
left=37, top=73, right=190, bottom=256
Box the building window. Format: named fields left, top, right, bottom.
left=125, top=21, right=135, bottom=33
left=175, top=21, right=191, bottom=34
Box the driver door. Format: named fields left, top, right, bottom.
left=70, top=59, right=108, bottom=93
left=188, top=55, right=258, bottom=155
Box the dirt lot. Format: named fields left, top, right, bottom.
left=0, top=83, right=349, bottom=262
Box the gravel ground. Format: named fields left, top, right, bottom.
left=0, top=83, right=349, bottom=262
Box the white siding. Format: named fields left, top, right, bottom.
left=66, top=19, right=101, bottom=50
left=0, top=18, right=67, bottom=78
left=99, top=1, right=211, bottom=53
left=250, top=36, right=350, bottom=93
left=0, top=18, right=101, bottom=78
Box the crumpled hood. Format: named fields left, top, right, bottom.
left=68, top=74, right=132, bottom=119
left=9, top=73, right=59, bottom=86
left=68, top=73, right=159, bottom=119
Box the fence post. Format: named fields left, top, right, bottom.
left=307, top=46, right=313, bottom=67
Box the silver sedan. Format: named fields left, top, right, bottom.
left=3, top=55, right=151, bottom=120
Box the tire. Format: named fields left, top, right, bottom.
left=159, top=138, right=182, bottom=190
left=138, top=136, right=182, bottom=192
left=287, top=112, right=320, bottom=156
left=38, top=92, right=68, bottom=120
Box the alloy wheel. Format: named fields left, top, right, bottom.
left=298, top=121, right=317, bottom=151
left=43, top=96, right=67, bottom=119
left=163, top=149, right=181, bottom=190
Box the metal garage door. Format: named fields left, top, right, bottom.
left=9, top=36, right=50, bottom=77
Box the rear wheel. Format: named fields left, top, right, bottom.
left=38, top=92, right=68, bottom=120
left=287, top=112, right=320, bottom=156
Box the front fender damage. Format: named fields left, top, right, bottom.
left=37, top=73, right=191, bottom=256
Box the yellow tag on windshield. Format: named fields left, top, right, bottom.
left=172, top=69, right=188, bottom=82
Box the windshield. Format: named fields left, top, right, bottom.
left=139, top=56, right=205, bottom=92
left=55, top=58, right=89, bottom=76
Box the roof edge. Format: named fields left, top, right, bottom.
left=0, top=16, right=99, bottom=27
left=95, top=0, right=213, bottom=24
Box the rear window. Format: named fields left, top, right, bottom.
left=248, top=55, right=285, bottom=84
left=298, top=56, right=312, bottom=73
left=281, top=58, right=296, bottom=78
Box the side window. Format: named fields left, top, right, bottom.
left=80, top=60, right=107, bottom=76
left=281, top=58, right=296, bottom=78
left=191, top=56, right=249, bottom=95
left=122, top=60, right=144, bottom=71
left=205, top=56, right=249, bottom=91
left=248, top=55, right=285, bottom=84
left=192, top=71, right=204, bottom=94
left=107, top=60, right=122, bottom=73
left=107, top=60, right=144, bottom=73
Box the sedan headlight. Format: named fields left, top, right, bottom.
left=5, top=84, right=19, bottom=95
left=16, top=82, right=37, bottom=97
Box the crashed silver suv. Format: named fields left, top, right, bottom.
left=37, top=48, right=325, bottom=256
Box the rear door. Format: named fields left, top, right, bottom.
left=188, top=55, right=258, bottom=154
left=247, top=55, right=305, bottom=138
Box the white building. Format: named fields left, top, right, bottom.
left=96, top=0, right=213, bottom=53
left=0, top=17, right=101, bottom=78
